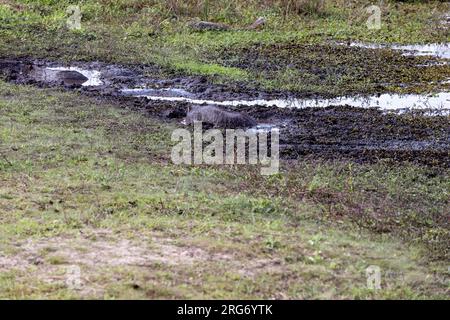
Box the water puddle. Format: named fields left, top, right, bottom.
left=121, top=87, right=192, bottom=98
left=121, top=88, right=450, bottom=114
left=1, top=59, right=448, bottom=114
left=346, top=42, right=450, bottom=60
left=247, top=124, right=281, bottom=133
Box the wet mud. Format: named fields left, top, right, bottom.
left=0, top=56, right=449, bottom=167
left=211, top=42, right=450, bottom=96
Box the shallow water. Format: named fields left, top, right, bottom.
left=347, top=42, right=450, bottom=60
left=121, top=88, right=450, bottom=113
left=121, top=87, right=192, bottom=97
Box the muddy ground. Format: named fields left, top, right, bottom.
left=209, top=42, right=450, bottom=96
left=1, top=57, right=449, bottom=167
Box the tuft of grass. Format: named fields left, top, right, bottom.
left=279, top=0, right=327, bottom=17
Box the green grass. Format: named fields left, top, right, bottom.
left=0, top=81, right=448, bottom=299
left=0, top=0, right=448, bottom=299
left=172, top=60, right=248, bottom=79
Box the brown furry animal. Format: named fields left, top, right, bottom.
left=185, top=105, right=257, bottom=129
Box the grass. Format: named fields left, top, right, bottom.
left=0, top=0, right=448, bottom=94
left=0, top=0, right=448, bottom=299
left=0, top=80, right=448, bottom=299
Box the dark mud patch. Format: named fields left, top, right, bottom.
left=0, top=58, right=143, bottom=89
left=0, top=56, right=288, bottom=101
left=1, top=57, right=449, bottom=167
left=229, top=104, right=450, bottom=166
left=116, top=97, right=450, bottom=167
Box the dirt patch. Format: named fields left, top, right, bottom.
left=1, top=231, right=212, bottom=271
left=0, top=57, right=278, bottom=101
left=0, top=229, right=285, bottom=296
left=150, top=100, right=450, bottom=166
left=232, top=104, right=450, bottom=166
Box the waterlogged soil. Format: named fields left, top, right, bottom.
left=210, top=43, right=450, bottom=96
left=1, top=56, right=449, bottom=167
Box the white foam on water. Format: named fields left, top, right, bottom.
left=346, top=42, right=450, bottom=60
left=47, top=67, right=103, bottom=86
left=122, top=87, right=192, bottom=97
left=121, top=88, right=450, bottom=113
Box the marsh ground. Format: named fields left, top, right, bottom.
left=0, top=0, right=449, bottom=299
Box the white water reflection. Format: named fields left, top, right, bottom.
left=121, top=87, right=192, bottom=97
left=248, top=124, right=280, bottom=134
left=121, top=88, right=450, bottom=113
left=46, top=67, right=103, bottom=86
left=347, top=42, right=450, bottom=60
